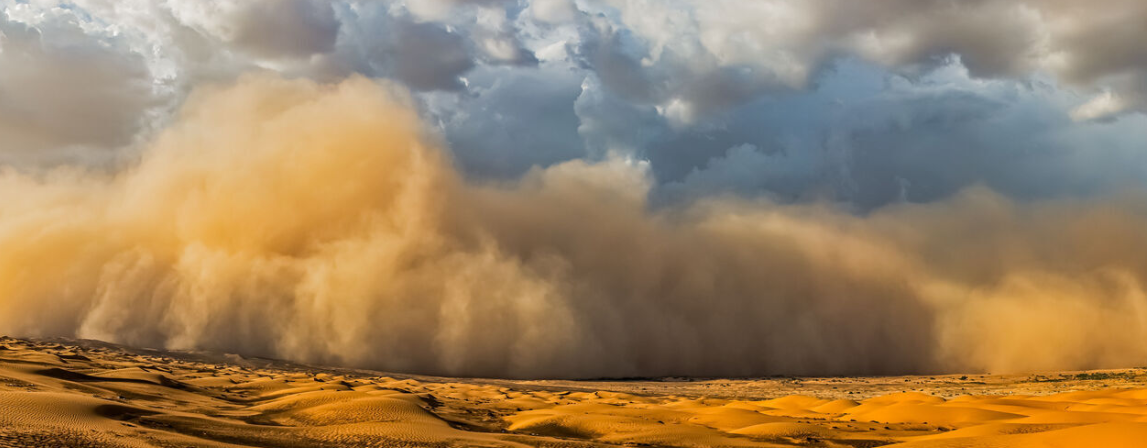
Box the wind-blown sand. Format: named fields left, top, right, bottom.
left=1, top=337, right=1145, bottom=447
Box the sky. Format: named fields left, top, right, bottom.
left=4, top=0, right=1147, bottom=205
left=2, top=0, right=1147, bottom=378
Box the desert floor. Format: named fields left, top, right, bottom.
left=1, top=337, right=1146, bottom=447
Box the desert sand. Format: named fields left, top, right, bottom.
left=2, top=337, right=1146, bottom=447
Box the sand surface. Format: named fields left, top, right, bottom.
left=1, top=337, right=1146, bottom=447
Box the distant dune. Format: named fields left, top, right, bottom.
left=2, top=336, right=1146, bottom=447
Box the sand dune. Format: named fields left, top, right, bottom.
left=2, top=336, right=1146, bottom=447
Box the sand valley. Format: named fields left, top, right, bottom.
left=2, top=337, right=1146, bottom=447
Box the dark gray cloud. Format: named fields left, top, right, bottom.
left=0, top=10, right=157, bottom=166
left=433, top=64, right=586, bottom=177
left=654, top=60, right=1147, bottom=209
left=232, top=0, right=340, bottom=59
left=157, top=0, right=340, bottom=60
left=349, top=15, right=475, bottom=91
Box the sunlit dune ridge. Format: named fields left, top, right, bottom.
left=3, top=338, right=1147, bottom=447
left=3, top=74, right=1147, bottom=378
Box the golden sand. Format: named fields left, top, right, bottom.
left=1, top=337, right=1145, bottom=447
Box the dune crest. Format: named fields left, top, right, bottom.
left=4, top=337, right=1147, bottom=447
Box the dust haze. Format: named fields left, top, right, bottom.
left=2, top=75, right=1145, bottom=378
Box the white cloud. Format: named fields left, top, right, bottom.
left=1071, top=90, right=1127, bottom=122
left=587, top=0, right=1147, bottom=115
left=530, top=0, right=579, bottom=24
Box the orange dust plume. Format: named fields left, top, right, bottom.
left=2, top=74, right=1146, bottom=378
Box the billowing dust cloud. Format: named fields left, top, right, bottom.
left=2, top=75, right=1146, bottom=378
